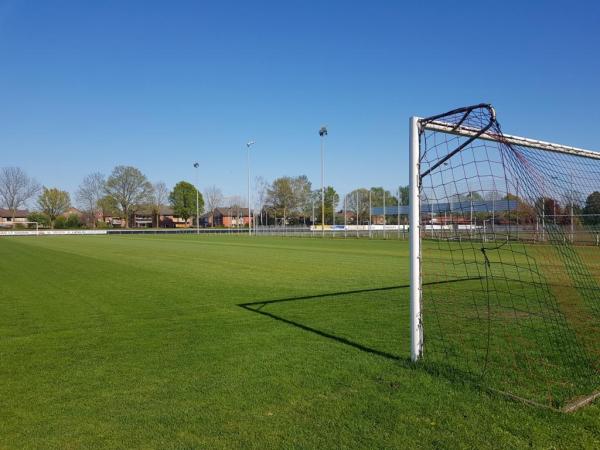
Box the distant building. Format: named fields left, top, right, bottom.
left=0, top=208, right=30, bottom=227
left=99, top=205, right=198, bottom=228
left=62, top=207, right=84, bottom=218
left=204, top=207, right=250, bottom=228
left=130, top=206, right=193, bottom=228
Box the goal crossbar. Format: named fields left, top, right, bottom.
left=421, top=119, right=600, bottom=161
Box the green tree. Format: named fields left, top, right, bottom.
left=267, top=176, right=296, bottom=224
left=37, top=187, right=71, bottom=228
left=104, top=166, right=153, bottom=227
left=503, top=193, right=520, bottom=201
left=369, top=187, right=399, bottom=207
left=466, top=191, right=484, bottom=201
left=399, top=185, right=409, bottom=206
left=98, top=195, right=120, bottom=222
left=66, top=214, right=82, bottom=228
left=27, top=212, right=49, bottom=228
left=312, top=186, right=338, bottom=224
left=265, top=175, right=315, bottom=224
left=583, top=191, right=600, bottom=225
left=169, top=181, right=203, bottom=224
left=53, top=216, right=67, bottom=229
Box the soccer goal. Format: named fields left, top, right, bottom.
left=409, top=104, right=600, bottom=411
left=0, top=221, right=39, bottom=235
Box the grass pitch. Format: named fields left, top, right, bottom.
left=0, top=235, right=599, bottom=449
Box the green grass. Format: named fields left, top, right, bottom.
left=0, top=235, right=599, bottom=449
left=421, top=239, right=600, bottom=407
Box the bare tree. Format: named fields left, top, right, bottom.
left=151, top=181, right=169, bottom=227
left=227, top=195, right=245, bottom=227
left=0, top=167, right=40, bottom=219
left=254, top=176, right=269, bottom=225
left=76, top=172, right=105, bottom=228
left=104, top=166, right=153, bottom=227
left=346, top=188, right=371, bottom=222
left=204, top=185, right=223, bottom=227
left=292, top=175, right=312, bottom=223
left=484, top=190, right=503, bottom=202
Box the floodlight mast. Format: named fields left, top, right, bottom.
left=319, top=126, right=328, bottom=237
left=193, top=162, right=200, bottom=234
left=246, top=141, right=255, bottom=236
left=409, top=116, right=423, bottom=362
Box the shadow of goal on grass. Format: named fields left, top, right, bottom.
left=239, top=284, right=411, bottom=365
left=238, top=276, right=599, bottom=412
left=238, top=277, right=483, bottom=373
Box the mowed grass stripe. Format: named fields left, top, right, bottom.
left=1, top=235, right=599, bottom=449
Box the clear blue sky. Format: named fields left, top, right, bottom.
left=1, top=0, right=599, bottom=204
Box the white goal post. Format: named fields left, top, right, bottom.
left=409, top=116, right=422, bottom=362
left=0, top=221, right=39, bottom=235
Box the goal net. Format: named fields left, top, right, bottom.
left=0, top=221, right=39, bottom=235
left=410, top=104, right=600, bottom=411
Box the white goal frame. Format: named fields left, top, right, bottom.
left=0, top=221, right=39, bottom=235
left=408, top=110, right=600, bottom=362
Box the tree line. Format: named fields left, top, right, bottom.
left=2, top=165, right=600, bottom=228
left=0, top=166, right=205, bottom=229
left=258, top=175, right=409, bottom=225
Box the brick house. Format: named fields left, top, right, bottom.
left=62, top=207, right=83, bottom=218
left=0, top=208, right=30, bottom=227
left=204, top=207, right=251, bottom=227
left=130, top=206, right=193, bottom=228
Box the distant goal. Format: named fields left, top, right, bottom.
left=0, top=221, right=39, bottom=235
left=409, top=104, right=600, bottom=411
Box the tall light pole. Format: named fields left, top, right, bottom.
left=332, top=193, right=336, bottom=227
left=397, top=186, right=401, bottom=239
left=193, top=162, right=200, bottom=234
left=369, top=189, right=372, bottom=239
left=246, top=141, right=255, bottom=236
left=319, top=126, right=328, bottom=237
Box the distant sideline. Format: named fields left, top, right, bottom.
left=0, top=225, right=407, bottom=237
left=0, top=229, right=108, bottom=236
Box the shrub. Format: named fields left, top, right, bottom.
left=53, top=216, right=67, bottom=229
left=65, top=214, right=82, bottom=229
left=27, top=212, right=50, bottom=228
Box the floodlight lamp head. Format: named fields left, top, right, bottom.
left=319, top=126, right=328, bottom=137
left=246, top=141, right=255, bottom=148
left=193, top=162, right=199, bottom=168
